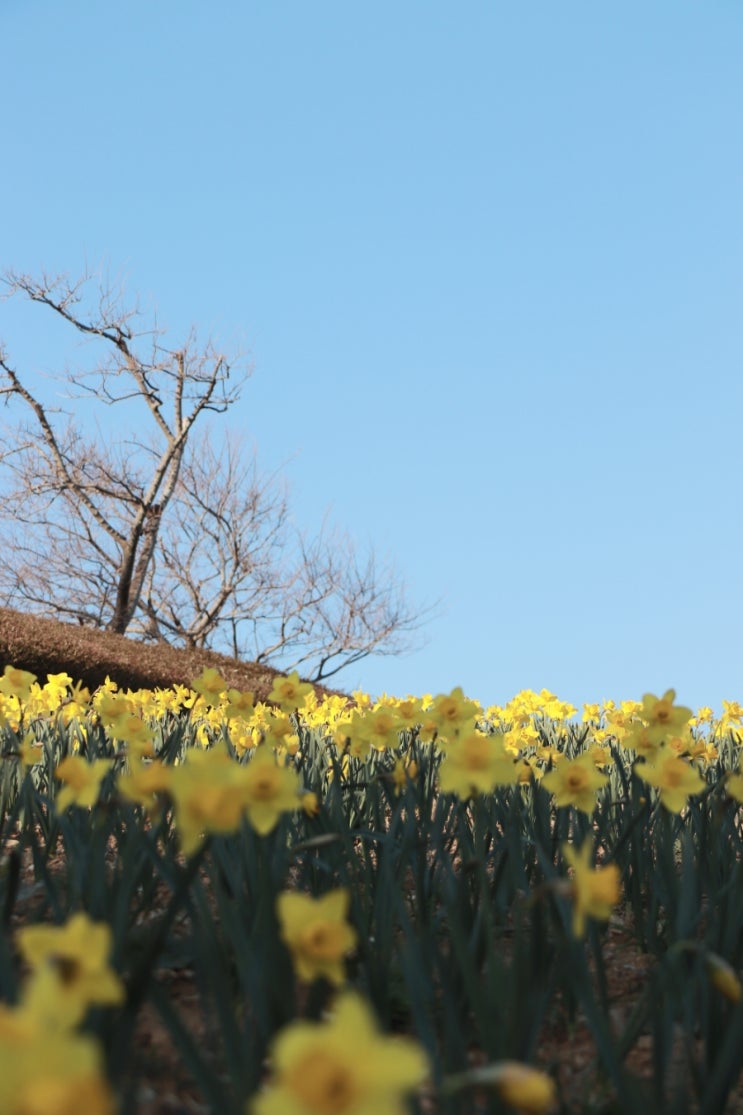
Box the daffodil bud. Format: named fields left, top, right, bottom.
left=707, top=954, right=742, bottom=1003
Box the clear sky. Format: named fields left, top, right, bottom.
left=2, top=0, right=743, bottom=713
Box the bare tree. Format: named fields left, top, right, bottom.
left=0, top=268, right=431, bottom=680
left=135, top=433, right=291, bottom=651
left=245, top=520, right=422, bottom=680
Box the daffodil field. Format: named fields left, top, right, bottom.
left=1, top=663, right=743, bottom=1114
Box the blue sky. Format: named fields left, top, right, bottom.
left=2, top=1, right=743, bottom=713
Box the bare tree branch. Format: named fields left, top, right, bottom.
left=0, top=268, right=434, bottom=682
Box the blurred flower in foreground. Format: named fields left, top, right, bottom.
left=242, top=744, right=302, bottom=834
left=706, top=953, right=742, bottom=1003
left=224, top=687, right=255, bottom=719
left=249, top=991, right=427, bottom=1115
left=268, top=671, right=315, bottom=713
left=54, top=756, right=113, bottom=812
left=562, top=839, right=621, bottom=939
left=0, top=998, right=114, bottom=1115
left=0, top=665, right=37, bottom=704
left=0, top=914, right=118, bottom=1113
left=635, top=749, right=706, bottom=813
left=300, top=790, right=321, bottom=817
left=277, top=888, right=357, bottom=985
left=724, top=771, right=743, bottom=805
left=493, top=1062, right=556, bottom=1113
left=117, top=758, right=173, bottom=815
left=618, top=722, right=665, bottom=763
left=106, top=713, right=156, bottom=756
left=390, top=757, right=417, bottom=795
left=168, top=742, right=300, bottom=854
left=721, top=700, right=743, bottom=731
left=541, top=752, right=609, bottom=816
left=443, top=1061, right=556, bottom=1113
left=18, top=912, right=125, bottom=1027
left=359, top=705, right=403, bottom=752
left=18, top=730, right=43, bottom=770
left=638, top=689, right=693, bottom=745
left=480, top=1061, right=556, bottom=1113
left=438, top=730, right=517, bottom=799
left=189, top=667, right=228, bottom=706
left=428, top=686, right=481, bottom=739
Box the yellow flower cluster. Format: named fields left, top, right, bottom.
left=4, top=664, right=739, bottom=837
left=8, top=666, right=743, bottom=1114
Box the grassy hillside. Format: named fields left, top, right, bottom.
left=0, top=606, right=344, bottom=703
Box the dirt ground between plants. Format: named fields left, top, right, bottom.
left=110, top=918, right=743, bottom=1113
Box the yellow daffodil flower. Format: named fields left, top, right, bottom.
left=389, top=696, right=423, bottom=730
left=496, top=1062, right=557, bottom=1114
left=336, top=709, right=372, bottom=760
left=589, top=745, right=612, bottom=769
left=0, top=996, right=114, bottom=1115
left=725, top=771, right=743, bottom=804
left=117, top=759, right=173, bottom=813
left=224, top=687, right=255, bottom=719
left=44, top=670, right=74, bottom=690
left=57, top=680, right=92, bottom=725
left=300, top=791, right=320, bottom=817
left=390, top=757, right=417, bottom=795
left=93, top=692, right=134, bottom=723
left=189, top=667, right=228, bottom=706
left=18, top=913, right=124, bottom=1027
left=277, top=889, right=357, bottom=985
left=360, top=706, right=403, bottom=752
left=542, top=696, right=577, bottom=721
left=460, top=1061, right=557, bottom=1114
left=721, top=700, right=743, bottom=728
left=428, top=687, right=481, bottom=738
left=639, top=690, right=693, bottom=745
left=706, top=953, right=742, bottom=1003
left=541, top=752, right=609, bottom=816
left=169, top=777, right=251, bottom=856
left=0, top=665, right=37, bottom=705
left=562, top=840, right=621, bottom=939
left=692, top=706, right=714, bottom=727
left=438, top=730, right=518, bottom=799
left=250, top=991, right=427, bottom=1115
left=241, top=745, right=302, bottom=834
left=18, top=730, right=43, bottom=770
left=635, top=750, right=706, bottom=813
left=227, top=720, right=257, bottom=756
left=167, top=742, right=298, bottom=853
left=54, top=756, right=113, bottom=812
left=619, top=721, right=665, bottom=763
left=268, top=671, right=315, bottom=713
left=107, top=713, right=156, bottom=756
left=262, top=712, right=299, bottom=753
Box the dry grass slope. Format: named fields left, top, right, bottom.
left=0, top=606, right=347, bottom=704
